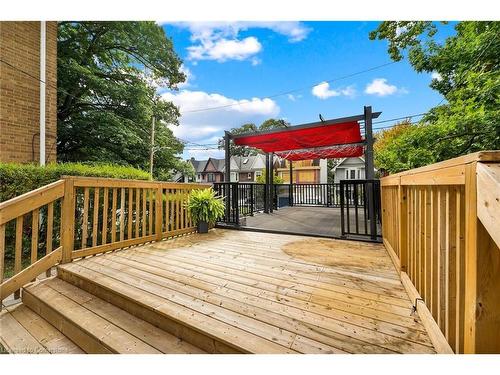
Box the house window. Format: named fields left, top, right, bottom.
left=345, top=168, right=359, bottom=180
left=207, top=173, right=215, bottom=182
left=197, top=174, right=201, bottom=181
left=255, top=171, right=262, bottom=177
left=247, top=172, right=252, bottom=179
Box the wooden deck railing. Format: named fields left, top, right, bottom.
left=380, top=151, right=500, bottom=354
left=0, top=176, right=210, bottom=303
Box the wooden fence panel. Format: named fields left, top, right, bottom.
left=1, top=176, right=210, bottom=305
left=380, top=151, right=500, bottom=353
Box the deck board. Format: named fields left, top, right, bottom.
left=65, top=229, right=436, bottom=354
left=0, top=303, right=85, bottom=354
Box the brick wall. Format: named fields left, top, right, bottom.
left=0, top=21, right=57, bottom=164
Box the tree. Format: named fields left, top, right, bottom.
left=219, top=123, right=258, bottom=156
left=373, top=120, right=423, bottom=173
left=219, top=118, right=290, bottom=156
left=255, top=169, right=284, bottom=184
left=57, top=21, right=188, bottom=178
left=370, top=21, right=500, bottom=172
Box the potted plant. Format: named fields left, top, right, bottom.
left=187, top=188, right=225, bottom=233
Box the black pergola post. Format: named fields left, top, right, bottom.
left=269, top=152, right=274, bottom=213
left=224, top=131, right=231, bottom=223
left=264, top=152, right=270, bottom=213
left=364, top=106, right=377, bottom=240
left=289, top=160, right=293, bottom=206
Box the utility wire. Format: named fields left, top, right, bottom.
left=0, top=57, right=449, bottom=147
left=180, top=61, right=399, bottom=114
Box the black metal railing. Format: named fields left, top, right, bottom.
left=340, top=179, right=381, bottom=240
left=213, top=180, right=382, bottom=242
left=213, top=182, right=266, bottom=224
left=274, top=183, right=366, bottom=208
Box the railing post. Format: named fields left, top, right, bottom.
left=368, top=180, right=378, bottom=240
left=340, top=182, right=345, bottom=237
left=155, top=183, right=163, bottom=241
left=398, top=178, right=408, bottom=272
left=61, top=178, right=75, bottom=263
left=250, top=183, right=254, bottom=215
left=463, top=162, right=478, bottom=353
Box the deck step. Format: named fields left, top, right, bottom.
left=22, top=278, right=205, bottom=354
left=57, top=262, right=297, bottom=354
left=0, top=304, right=83, bottom=354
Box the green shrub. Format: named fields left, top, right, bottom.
left=0, top=162, right=151, bottom=279
left=186, top=188, right=225, bottom=225
left=0, top=162, right=150, bottom=202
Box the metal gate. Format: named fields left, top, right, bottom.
left=340, top=179, right=382, bottom=241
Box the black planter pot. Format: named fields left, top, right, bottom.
left=197, top=221, right=209, bottom=233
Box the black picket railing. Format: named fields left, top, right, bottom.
left=213, top=180, right=381, bottom=242
left=340, top=179, right=381, bottom=240
left=273, top=183, right=365, bottom=208
left=213, top=182, right=266, bottom=224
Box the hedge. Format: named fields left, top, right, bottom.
left=0, top=162, right=150, bottom=203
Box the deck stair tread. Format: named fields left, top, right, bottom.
left=22, top=278, right=205, bottom=354
left=58, top=262, right=298, bottom=354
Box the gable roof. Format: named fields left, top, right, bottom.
left=231, top=154, right=266, bottom=172
left=330, top=156, right=379, bottom=173
left=190, top=159, right=206, bottom=173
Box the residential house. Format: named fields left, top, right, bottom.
left=179, top=156, right=328, bottom=184
left=276, top=159, right=328, bottom=184
left=231, top=154, right=266, bottom=182
left=190, top=158, right=226, bottom=183
left=331, top=156, right=376, bottom=183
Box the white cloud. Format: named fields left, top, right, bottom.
left=161, top=89, right=280, bottom=159
left=311, top=82, right=356, bottom=99
left=187, top=36, right=262, bottom=62
left=165, top=22, right=311, bottom=63
left=431, top=72, right=443, bottom=81
left=364, top=78, right=405, bottom=97
left=177, top=65, right=195, bottom=89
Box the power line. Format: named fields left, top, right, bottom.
left=180, top=61, right=399, bottom=114
left=0, top=57, right=446, bottom=148
left=372, top=112, right=427, bottom=124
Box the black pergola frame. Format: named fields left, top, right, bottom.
left=223, top=106, right=381, bottom=239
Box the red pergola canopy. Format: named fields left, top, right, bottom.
left=233, top=120, right=364, bottom=161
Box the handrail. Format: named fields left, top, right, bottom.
left=0, top=176, right=210, bottom=304
left=476, top=163, right=500, bottom=248
left=380, top=151, right=500, bottom=354
left=0, top=180, right=64, bottom=225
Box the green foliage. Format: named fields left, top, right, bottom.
left=0, top=162, right=149, bottom=202
left=186, top=188, right=225, bottom=225
left=255, top=169, right=284, bottom=184
left=57, top=21, right=187, bottom=178
left=219, top=118, right=290, bottom=156
left=1, top=161, right=151, bottom=278
left=370, top=21, right=500, bottom=172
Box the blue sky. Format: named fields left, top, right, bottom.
left=159, top=21, right=456, bottom=160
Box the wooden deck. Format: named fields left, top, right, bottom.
left=1, top=229, right=436, bottom=354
